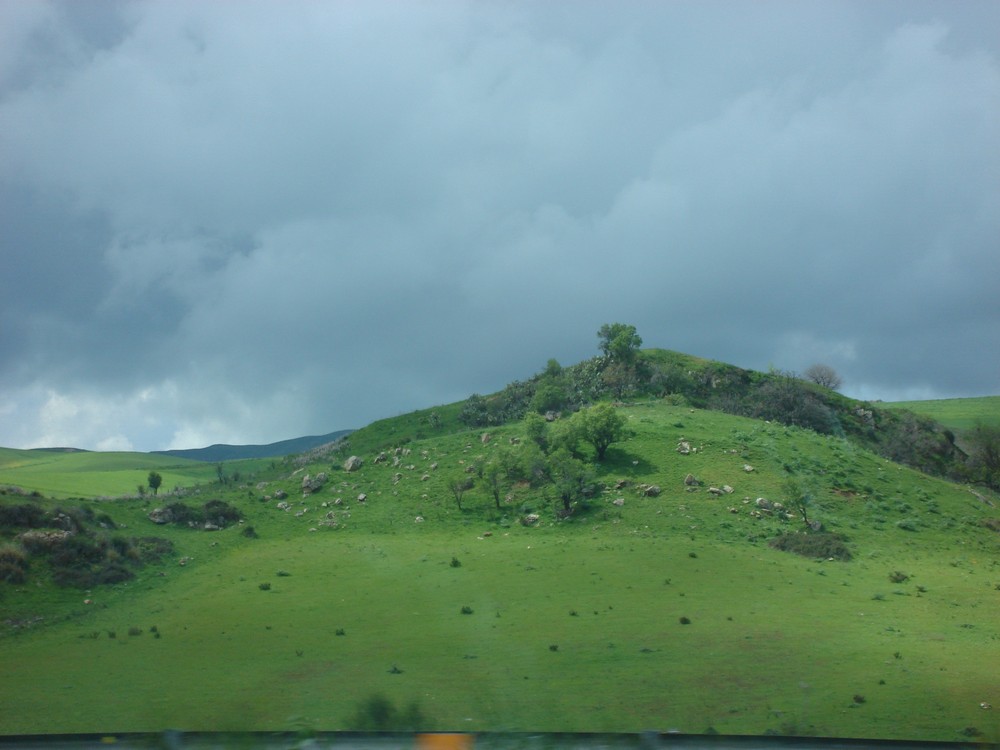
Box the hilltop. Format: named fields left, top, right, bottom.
left=1, top=329, right=998, bottom=741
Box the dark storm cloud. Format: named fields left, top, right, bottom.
left=0, top=0, right=997, bottom=450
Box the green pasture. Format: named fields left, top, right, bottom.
left=0, top=448, right=266, bottom=499
left=1, top=402, right=998, bottom=741
left=884, top=395, right=1000, bottom=432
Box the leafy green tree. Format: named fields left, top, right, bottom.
left=597, top=323, right=642, bottom=364
left=548, top=415, right=585, bottom=458
left=547, top=448, right=595, bottom=513
left=531, top=381, right=569, bottom=414
left=524, top=411, right=548, bottom=450
left=579, top=403, right=629, bottom=460
left=147, top=471, right=162, bottom=496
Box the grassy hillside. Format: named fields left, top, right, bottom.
left=2, top=400, right=998, bottom=741
left=885, top=395, right=1000, bottom=432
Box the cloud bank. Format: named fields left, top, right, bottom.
left=1, top=1, right=998, bottom=450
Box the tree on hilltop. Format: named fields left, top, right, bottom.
left=804, top=363, right=843, bottom=390
left=597, top=323, right=642, bottom=365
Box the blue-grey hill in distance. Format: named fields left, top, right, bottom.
left=150, top=429, right=353, bottom=462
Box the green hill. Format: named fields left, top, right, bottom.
left=1, top=342, right=998, bottom=742
left=884, top=395, right=1000, bottom=432
left=152, top=429, right=353, bottom=462
left=0, top=447, right=225, bottom=499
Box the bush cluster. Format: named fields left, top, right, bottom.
left=769, top=531, right=852, bottom=561
left=0, top=502, right=174, bottom=588
left=162, top=500, right=242, bottom=528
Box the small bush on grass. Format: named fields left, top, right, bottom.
left=769, top=531, right=851, bottom=561
left=259, top=582, right=271, bottom=591
left=450, top=556, right=462, bottom=568
left=128, top=627, right=143, bottom=636
left=460, top=605, right=473, bottom=615
left=889, top=570, right=910, bottom=583
left=241, top=525, right=259, bottom=538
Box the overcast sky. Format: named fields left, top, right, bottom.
left=1, top=1, right=998, bottom=452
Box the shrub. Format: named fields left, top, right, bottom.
left=203, top=499, right=241, bottom=527
left=0, top=504, right=47, bottom=529
left=132, top=536, right=174, bottom=562
left=889, top=571, right=909, bottom=583
left=0, top=543, right=28, bottom=583
left=679, top=616, right=691, bottom=625
left=460, top=606, right=473, bottom=615
left=241, top=525, right=259, bottom=538
left=259, top=582, right=271, bottom=591
left=769, top=531, right=852, bottom=561
left=0, top=559, right=28, bottom=584
left=450, top=556, right=461, bottom=568
left=128, top=626, right=143, bottom=636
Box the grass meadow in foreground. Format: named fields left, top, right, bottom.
left=0, top=403, right=998, bottom=741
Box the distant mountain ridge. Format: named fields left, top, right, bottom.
left=151, top=429, right=353, bottom=462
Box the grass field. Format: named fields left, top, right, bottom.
left=0, top=447, right=268, bottom=499
left=1, top=402, right=998, bottom=741
left=884, top=395, right=1000, bottom=432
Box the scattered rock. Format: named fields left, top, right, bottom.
left=481, top=433, right=491, bottom=444
left=612, top=498, right=625, bottom=507
left=743, top=464, right=754, bottom=473
left=343, top=456, right=363, bottom=472
left=147, top=508, right=174, bottom=525
left=676, top=441, right=692, bottom=455
left=684, top=474, right=701, bottom=487
left=302, top=472, right=328, bottom=494
left=357, top=493, right=367, bottom=503
left=522, top=513, right=540, bottom=526
left=640, top=484, right=661, bottom=497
